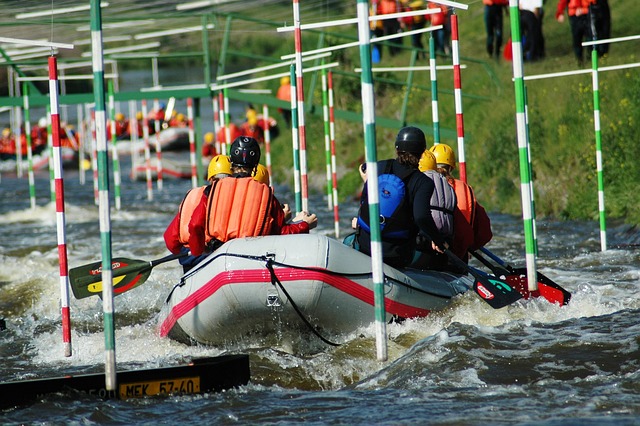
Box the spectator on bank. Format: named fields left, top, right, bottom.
left=483, top=0, right=509, bottom=59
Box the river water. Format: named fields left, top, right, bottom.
left=0, top=157, right=639, bottom=424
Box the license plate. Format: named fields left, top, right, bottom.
left=119, top=376, right=201, bottom=398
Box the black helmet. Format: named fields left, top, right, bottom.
left=395, top=126, right=426, bottom=154
left=229, top=136, right=261, bottom=167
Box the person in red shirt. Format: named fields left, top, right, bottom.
left=239, top=108, right=264, bottom=144
left=556, top=0, right=597, bottom=64
left=191, top=137, right=315, bottom=257
left=482, top=0, right=508, bottom=59
left=201, top=132, right=217, bottom=159
left=164, top=154, right=232, bottom=272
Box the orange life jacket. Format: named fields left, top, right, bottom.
left=178, top=186, right=206, bottom=246
left=206, top=177, right=274, bottom=243
left=450, top=178, right=476, bottom=228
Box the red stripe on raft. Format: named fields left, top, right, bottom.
left=159, top=267, right=436, bottom=337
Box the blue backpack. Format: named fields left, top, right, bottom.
left=357, top=160, right=413, bottom=240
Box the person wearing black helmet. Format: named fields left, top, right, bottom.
left=186, top=136, right=317, bottom=256
left=354, top=126, right=447, bottom=269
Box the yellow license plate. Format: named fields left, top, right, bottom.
left=119, top=376, right=200, bottom=398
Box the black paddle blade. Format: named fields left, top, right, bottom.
left=69, top=258, right=152, bottom=300
left=472, top=275, right=524, bottom=309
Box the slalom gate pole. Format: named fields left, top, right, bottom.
left=223, top=89, right=231, bottom=155
left=292, top=0, right=309, bottom=212
left=128, top=100, right=138, bottom=172
left=321, top=65, right=332, bottom=210
left=450, top=13, right=466, bottom=183
left=152, top=99, right=163, bottom=191
left=107, top=80, right=122, bottom=210
left=13, top=104, right=23, bottom=178
left=429, top=34, right=440, bottom=145
left=90, top=0, right=117, bottom=391
left=76, top=104, right=85, bottom=184
left=357, top=0, right=388, bottom=362
left=218, top=91, right=227, bottom=155
left=48, top=55, right=72, bottom=358
left=508, top=0, right=538, bottom=291
left=90, top=107, right=99, bottom=205
left=328, top=70, right=340, bottom=238
left=187, top=98, right=198, bottom=188
left=524, top=87, right=538, bottom=256
left=289, top=64, right=302, bottom=213
left=47, top=106, right=56, bottom=203
left=262, top=104, right=272, bottom=185
left=22, top=83, right=36, bottom=209
left=590, top=49, right=607, bottom=251
left=212, top=94, right=221, bottom=155
left=141, top=99, right=153, bottom=201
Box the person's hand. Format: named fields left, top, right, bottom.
left=300, top=212, right=318, bottom=230
left=432, top=241, right=448, bottom=254
left=351, top=217, right=358, bottom=229
left=556, top=14, right=565, bottom=23
left=282, top=203, right=292, bottom=221
left=293, top=211, right=317, bottom=229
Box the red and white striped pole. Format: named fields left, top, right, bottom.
left=262, top=104, right=272, bottom=185
left=292, top=0, right=309, bottom=212
left=187, top=98, right=198, bottom=188
left=212, top=94, right=221, bottom=155
left=48, top=55, right=72, bottom=358
left=450, top=13, right=467, bottom=183
left=218, top=91, right=228, bottom=155
left=328, top=70, right=340, bottom=238
left=141, top=99, right=153, bottom=201
left=153, top=99, right=163, bottom=191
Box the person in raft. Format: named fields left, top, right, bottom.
left=354, top=126, right=447, bottom=269
left=187, top=136, right=317, bottom=264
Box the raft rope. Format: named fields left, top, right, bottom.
left=264, top=256, right=340, bottom=347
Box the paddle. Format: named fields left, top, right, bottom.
left=443, top=248, right=523, bottom=309
left=473, top=248, right=571, bottom=306
left=69, top=252, right=186, bottom=299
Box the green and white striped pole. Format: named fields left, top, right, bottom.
left=429, top=34, right=440, bottom=145
left=523, top=87, right=538, bottom=255
left=22, top=83, right=36, bottom=209
left=290, top=64, right=302, bottom=213
left=108, top=80, right=122, bottom=210
left=328, top=70, right=340, bottom=238
left=321, top=65, right=332, bottom=210
left=90, top=0, right=117, bottom=392
left=590, top=49, right=606, bottom=251
left=508, top=0, right=537, bottom=291
left=357, top=0, right=387, bottom=362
